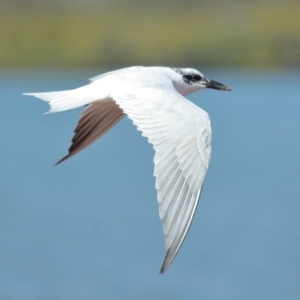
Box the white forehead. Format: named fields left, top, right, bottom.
left=183, top=68, right=203, bottom=75
left=176, top=68, right=204, bottom=77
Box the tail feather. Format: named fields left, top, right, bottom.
left=23, top=89, right=97, bottom=114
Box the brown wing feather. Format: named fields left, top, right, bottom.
left=56, top=99, right=124, bottom=165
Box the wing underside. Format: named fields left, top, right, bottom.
left=112, top=86, right=211, bottom=272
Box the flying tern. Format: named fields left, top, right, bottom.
left=24, top=66, right=231, bottom=273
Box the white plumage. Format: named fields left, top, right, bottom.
left=24, top=66, right=230, bottom=273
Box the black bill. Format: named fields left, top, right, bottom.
left=206, top=79, right=231, bottom=91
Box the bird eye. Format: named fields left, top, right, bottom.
left=192, top=75, right=201, bottom=81
left=183, top=74, right=202, bottom=84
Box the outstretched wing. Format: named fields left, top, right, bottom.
left=112, top=85, right=211, bottom=273
left=56, top=99, right=124, bottom=164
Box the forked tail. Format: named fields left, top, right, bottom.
left=23, top=88, right=97, bottom=113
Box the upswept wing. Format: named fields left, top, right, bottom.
left=112, top=85, right=211, bottom=272
left=56, top=99, right=123, bottom=165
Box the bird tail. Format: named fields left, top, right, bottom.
left=23, top=87, right=96, bottom=114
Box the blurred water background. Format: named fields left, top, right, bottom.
left=1, top=0, right=300, bottom=299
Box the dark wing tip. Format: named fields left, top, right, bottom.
left=54, top=154, right=71, bottom=166
left=159, top=248, right=172, bottom=274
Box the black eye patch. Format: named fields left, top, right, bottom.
left=183, top=74, right=202, bottom=84
left=192, top=75, right=202, bottom=81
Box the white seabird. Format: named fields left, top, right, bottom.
left=24, top=66, right=231, bottom=273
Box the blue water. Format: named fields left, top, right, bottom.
left=1, top=69, right=300, bottom=299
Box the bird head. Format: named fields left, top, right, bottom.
left=172, top=68, right=231, bottom=95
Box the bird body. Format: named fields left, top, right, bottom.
left=24, top=66, right=230, bottom=273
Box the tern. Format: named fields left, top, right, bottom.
left=24, top=66, right=230, bottom=273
